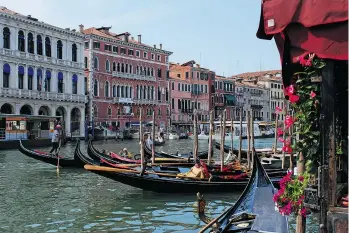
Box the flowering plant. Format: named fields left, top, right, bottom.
left=278, top=53, right=325, bottom=160
left=274, top=169, right=310, bottom=217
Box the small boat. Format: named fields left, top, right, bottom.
left=19, top=139, right=79, bottom=168
left=197, top=149, right=289, bottom=232
left=169, top=132, right=179, bottom=140
left=189, top=132, right=209, bottom=140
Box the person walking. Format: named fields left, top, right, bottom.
left=50, top=125, right=61, bottom=155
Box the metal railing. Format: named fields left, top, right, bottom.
left=112, top=71, right=156, bottom=81
left=0, top=88, right=87, bottom=103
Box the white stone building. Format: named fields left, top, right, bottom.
left=0, top=7, right=87, bottom=137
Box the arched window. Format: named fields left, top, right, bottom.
left=121, top=86, right=124, bottom=98
left=147, top=87, right=150, bottom=99
left=93, top=57, right=98, bottom=70
left=45, top=37, right=51, bottom=57
left=84, top=77, right=88, bottom=94
left=178, top=99, right=181, bottom=109
left=171, top=98, right=174, bottom=109
left=136, top=85, right=139, bottom=98
left=165, top=88, right=168, bottom=101
left=147, top=67, right=150, bottom=76
left=112, top=85, right=116, bottom=97
left=117, top=63, right=120, bottom=72
left=18, top=66, right=24, bottom=89
left=105, top=60, right=110, bottom=72
left=3, top=27, right=10, bottom=49
left=28, top=67, right=33, bottom=90
left=157, top=68, right=162, bottom=78
left=36, top=35, right=42, bottom=55
left=158, top=87, right=161, bottom=101
left=117, top=85, right=120, bottom=97
left=72, top=43, right=77, bottom=62
left=84, top=57, right=88, bottom=69
left=105, top=81, right=109, bottom=97
left=18, top=30, right=25, bottom=52
left=112, top=62, right=116, bottom=72
left=129, top=87, right=133, bottom=98
left=125, top=64, right=128, bottom=73
left=93, top=79, right=98, bottom=96
left=121, top=63, right=124, bottom=73
left=57, top=72, right=64, bottom=93
left=125, top=86, right=129, bottom=98
left=107, top=107, right=112, bottom=118
left=151, top=68, right=154, bottom=76
left=45, top=70, right=51, bottom=92
left=129, top=65, right=133, bottom=73
left=143, top=86, right=146, bottom=99
left=151, top=86, right=154, bottom=100
left=158, top=108, right=161, bottom=116
left=37, top=69, right=42, bottom=90
left=57, top=40, right=63, bottom=59
left=72, top=74, right=78, bottom=94
left=139, top=86, right=142, bottom=99
left=3, top=63, right=10, bottom=88
left=27, top=33, right=34, bottom=54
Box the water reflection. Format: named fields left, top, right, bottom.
left=0, top=139, right=318, bottom=232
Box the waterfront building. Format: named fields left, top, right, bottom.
left=213, top=75, right=235, bottom=120
left=232, top=71, right=272, bottom=121
left=0, top=7, right=87, bottom=137
left=81, top=26, right=172, bottom=129
left=169, top=61, right=215, bottom=130
left=257, top=72, right=287, bottom=121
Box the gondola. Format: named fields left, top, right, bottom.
left=83, top=153, right=283, bottom=193
left=18, top=139, right=79, bottom=167
left=154, top=140, right=165, bottom=146
left=143, top=141, right=209, bottom=159
left=214, top=141, right=277, bottom=156
left=74, top=139, right=99, bottom=166
left=197, top=149, right=289, bottom=232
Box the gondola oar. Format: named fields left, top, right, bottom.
left=56, top=137, right=61, bottom=174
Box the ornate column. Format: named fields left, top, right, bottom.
left=0, top=60, right=3, bottom=88
left=23, top=64, right=28, bottom=90
left=10, top=63, right=17, bottom=89
left=33, top=68, right=37, bottom=91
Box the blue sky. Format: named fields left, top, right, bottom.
left=2, top=0, right=281, bottom=76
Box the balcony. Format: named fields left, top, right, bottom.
left=181, top=109, right=193, bottom=113
left=191, top=90, right=202, bottom=95
left=251, top=104, right=263, bottom=109
left=0, top=88, right=87, bottom=103
left=0, top=48, right=84, bottom=69
left=112, top=97, right=157, bottom=105
left=112, top=71, right=156, bottom=82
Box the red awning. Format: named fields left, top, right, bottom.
left=257, top=0, right=348, bottom=62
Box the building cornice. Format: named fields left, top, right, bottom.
left=85, top=34, right=172, bottom=56
left=0, top=12, right=85, bottom=39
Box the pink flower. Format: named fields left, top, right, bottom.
left=282, top=145, right=293, bottom=153
left=301, top=207, right=307, bottom=217
left=298, top=56, right=307, bottom=66
left=298, top=176, right=304, bottom=182
left=310, top=91, right=316, bottom=99
left=289, top=94, right=300, bottom=103
left=285, top=115, right=295, bottom=129
left=277, top=128, right=284, bottom=136
left=284, top=85, right=295, bottom=96
left=305, top=60, right=312, bottom=67
left=278, top=137, right=285, bottom=143
left=275, top=106, right=283, bottom=114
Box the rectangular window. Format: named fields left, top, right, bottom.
left=84, top=42, right=89, bottom=49
left=120, top=48, right=126, bottom=55
left=157, top=55, right=161, bottom=61
left=93, top=42, right=100, bottom=49
left=178, top=83, right=180, bottom=91
left=136, top=50, right=140, bottom=57
left=219, top=82, right=223, bottom=90
left=165, top=56, right=168, bottom=62
left=104, top=44, right=111, bottom=51
left=128, top=49, right=134, bottom=56
left=28, top=75, right=33, bottom=90
left=204, top=85, right=207, bottom=93
left=177, top=74, right=180, bottom=78
left=185, top=72, right=189, bottom=79
left=112, top=46, right=118, bottom=53
left=151, top=54, right=155, bottom=60
left=143, top=52, right=148, bottom=58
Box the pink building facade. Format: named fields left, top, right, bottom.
left=169, top=61, right=215, bottom=129
left=82, top=26, right=172, bottom=129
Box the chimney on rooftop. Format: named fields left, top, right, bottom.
left=79, top=24, right=84, bottom=33
left=138, top=34, right=142, bottom=44
left=154, top=45, right=156, bottom=48
left=160, top=43, right=162, bottom=50
left=131, top=36, right=134, bottom=41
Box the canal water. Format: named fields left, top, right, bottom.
left=0, top=139, right=319, bottom=232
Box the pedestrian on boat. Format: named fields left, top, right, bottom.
left=50, top=125, right=61, bottom=155
left=119, top=148, right=128, bottom=157
left=145, top=134, right=153, bottom=148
